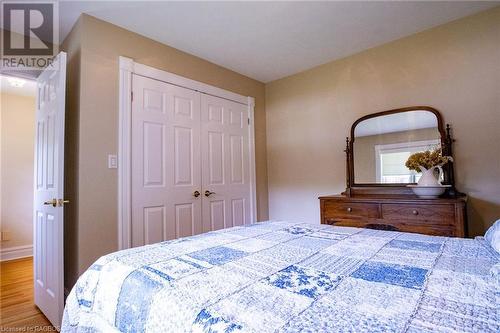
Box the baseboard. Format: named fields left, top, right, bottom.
left=0, top=245, right=33, bottom=261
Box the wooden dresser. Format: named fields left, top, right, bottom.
left=326, top=106, right=468, bottom=238
left=319, top=194, right=467, bottom=237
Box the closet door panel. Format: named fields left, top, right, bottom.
left=132, top=75, right=202, bottom=247
left=175, top=203, right=196, bottom=238
left=208, top=131, right=224, bottom=185
left=201, top=94, right=251, bottom=232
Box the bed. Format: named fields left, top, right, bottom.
left=62, top=221, right=499, bottom=332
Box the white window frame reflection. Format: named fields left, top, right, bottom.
left=375, top=139, right=440, bottom=183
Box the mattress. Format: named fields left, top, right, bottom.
left=62, top=221, right=499, bottom=332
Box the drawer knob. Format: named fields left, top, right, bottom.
left=347, top=207, right=352, bottom=212
left=412, top=210, right=419, bottom=215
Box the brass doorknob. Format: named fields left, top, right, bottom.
left=347, top=207, right=352, bottom=212
left=193, top=190, right=200, bottom=198
left=204, top=190, right=215, bottom=197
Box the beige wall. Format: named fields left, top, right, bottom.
left=355, top=127, right=440, bottom=183
left=61, top=14, right=268, bottom=288
left=266, top=7, right=500, bottom=236
left=0, top=92, right=36, bottom=250
left=61, top=18, right=82, bottom=289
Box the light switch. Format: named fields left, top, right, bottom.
left=108, top=154, right=118, bottom=169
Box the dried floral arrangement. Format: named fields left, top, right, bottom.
left=405, top=147, right=453, bottom=172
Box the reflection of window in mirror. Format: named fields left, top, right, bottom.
left=353, top=110, right=441, bottom=183
left=375, top=140, right=440, bottom=183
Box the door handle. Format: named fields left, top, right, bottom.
left=43, top=198, right=58, bottom=207
left=204, top=190, right=215, bottom=197
left=58, top=199, right=70, bottom=207
left=193, top=190, right=201, bottom=198
left=43, top=199, right=69, bottom=207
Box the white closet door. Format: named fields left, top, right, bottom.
left=131, top=75, right=202, bottom=247
left=201, top=94, right=251, bottom=232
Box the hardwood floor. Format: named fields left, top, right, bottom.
left=0, top=257, right=54, bottom=330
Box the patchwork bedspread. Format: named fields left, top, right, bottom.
left=62, top=221, right=499, bottom=332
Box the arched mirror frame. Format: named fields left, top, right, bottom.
left=344, top=106, right=458, bottom=197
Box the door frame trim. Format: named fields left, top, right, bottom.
left=118, top=56, right=257, bottom=250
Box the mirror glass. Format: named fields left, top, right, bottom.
left=353, top=110, right=441, bottom=184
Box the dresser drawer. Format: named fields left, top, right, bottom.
left=381, top=204, right=454, bottom=224
left=320, top=195, right=466, bottom=237
left=396, top=222, right=456, bottom=237
left=323, top=201, right=379, bottom=219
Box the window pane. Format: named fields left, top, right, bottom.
left=375, top=139, right=440, bottom=183
left=381, top=152, right=412, bottom=175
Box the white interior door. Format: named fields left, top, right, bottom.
left=201, top=94, right=251, bottom=232
left=34, top=52, right=67, bottom=328
left=131, top=74, right=202, bottom=247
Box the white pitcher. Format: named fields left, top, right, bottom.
left=418, top=165, right=442, bottom=186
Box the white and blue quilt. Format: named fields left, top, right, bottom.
left=62, top=221, right=499, bottom=332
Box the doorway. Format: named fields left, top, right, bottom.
left=0, top=75, right=53, bottom=330
left=1, top=51, right=67, bottom=330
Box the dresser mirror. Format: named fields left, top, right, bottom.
left=345, top=106, right=458, bottom=196
left=353, top=110, right=441, bottom=184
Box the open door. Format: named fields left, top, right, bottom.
left=33, top=52, right=67, bottom=328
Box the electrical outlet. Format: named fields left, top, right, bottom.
left=1, top=230, right=11, bottom=241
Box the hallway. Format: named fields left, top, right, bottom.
left=0, top=258, right=53, bottom=330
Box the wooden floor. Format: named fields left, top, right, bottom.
left=0, top=257, right=53, bottom=330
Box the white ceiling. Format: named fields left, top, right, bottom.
left=0, top=75, right=37, bottom=97
left=355, top=111, right=438, bottom=137
left=53, top=1, right=500, bottom=82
